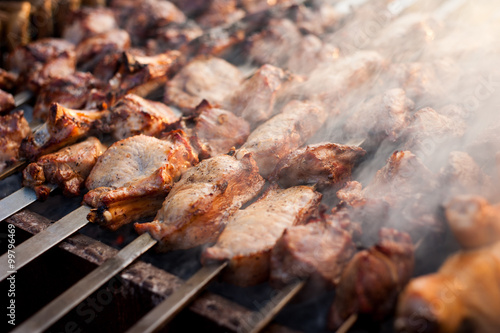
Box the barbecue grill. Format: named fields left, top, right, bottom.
left=1, top=0, right=499, bottom=332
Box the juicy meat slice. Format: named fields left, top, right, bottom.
left=75, top=29, right=131, bottom=71
left=270, top=222, right=355, bottom=288
left=223, top=64, right=295, bottom=126
left=33, top=72, right=108, bottom=121
left=196, top=0, right=245, bottom=28
left=62, top=7, right=118, bottom=44
left=85, top=131, right=199, bottom=230
left=343, top=88, right=415, bottom=143
left=271, top=142, right=366, bottom=190
left=164, top=57, right=243, bottom=112
left=102, top=94, right=180, bottom=140
left=22, top=137, right=106, bottom=200
left=0, top=89, right=15, bottom=114
left=0, top=111, right=31, bottom=172
left=202, top=185, right=322, bottom=286
left=188, top=101, right=250, bottom=156
left=135, top=153, right=265, bottom=251
left=328, top=228, right=415, bottom=330
left=336, top=181, right=366, bottom=207
left=20, top=104, right=107, bottom=161
left=236, top=100, right=327, bottom=178
left=110, top=51, right=181, bottom=99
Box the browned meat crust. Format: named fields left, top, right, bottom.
left=62, top=7, right=118, bottom=44
left=84, top=131, right=199, bottom=230
left=271, top=142, right=366, bottom=190
left=0, top=111, right=31, bottom=172
left=135, top=153, right=265, bottom=251
left=202, top=185, right=322, bottom=286
left=75, top=29, right=131, bottom=70
left=196, top=0, right=245, bottom=28
left=0, top=69, right=17, bottom=91
left=0, top=89, right=15, bottom=114
left=328, top=228, right=415, bottom=330
left=22, top=137, right=106, bottom=200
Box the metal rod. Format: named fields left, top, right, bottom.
left=126, top=262, right=228, bottom=333
left=0, top=205, right=90, bottom=281
left=12, top=232, right=157, bottom=333
left=336, top=313, right=358, bottom=333
left=0, top=185, right=56, bottom=222
left=0, top=160, right=27, bottom=181
left=240, top=280, right=306, bottom=333
left=14, top=90, right=33, bottom=107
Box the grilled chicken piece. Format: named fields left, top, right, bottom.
left=247, top=18, right=302, bottom=66
left=286, top=34, right=339, bottom=76
left=271, top=143, right=366, bottom=190
left=236, top=100, right=327, bottom=178
left=103, top=94, right=180, bottom=140
left=343, top=88, right=415, bottom=144
left=110, top=51, right=181, bottom=99
left=270, top=222, right=355, bottom=288
left=196, top=0, right=244, bottom=28
left=186, top=101, right=250, bottom=156
left=135, top=153, right=264, bottom=251
left=395, top=241, right=500, bottom=333
left=223, top=64, right=295, bottom=126
left=0, top=69, right=17, bottom=91
left=0, top=111, right=31, bottom=172
left=202, top=185, right=322, bottom=286
left=85, top=131, right=198, bottom=230
left=7, top=38, right=76, bottom=91
left=33, top=72, right=108, bottom=121
left=22, top=137, right=106, bottom=200
left=165, top=56, right=243, bottom=112
left=182, top=23, right=246, bottom=57
left=0, top=89, right=15, bottom=114
left=62, top=7, right=118, bottom=44
left=75, top=29, right=131, bottom=71
left=146, top=21, right=203, bottom=54
left=20, top=104, right=107, bottom=161
left=329, top=228, right=415, bottom=330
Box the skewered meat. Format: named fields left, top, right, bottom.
left=22, top=137, right=106, bottom=200
left=146, top=21, right=203, bottom=54
left=135, top=153, right=265, bottom=251
left=395, top=241, right=500, bottom=333
left=445, top=196, right=500, bottom=250
left=288, top=3, right=340, bottom=36
left=185, top=101, right=250, bottom=156
left=0, top=89, right=15, bottom=114
left=271, top=142, right=366, bottom=190
left=196, top=0, right=245, bottom=29
left=202, top=185, right=322, bottom=286
left=0, top=111, right=31, bottom=172
left=286, top=34, right=338, bottom=76
left=85, top=131, right=199, bottom=230
left=236, top=100, right=327, bottom=178
left=109, top=50, right=181, bottom=99
left=0, top=68, right=17, bottom=91
left=270, top=221, right=355, bottom=288
left=223, top=64, right=295, bottom=126
left=329, top=228, right=415, bottom=330
left=20, top=104, right=107, bottom=161
left=164, top=56, right=243, bottom=112
left=62, top=7, right=118, bottom=44
left=33, top=72, right=108, bottom=120
left=169, top=0, right=208, bottom=16
left=102, top=94, right=180, bottom=140
left=240, top=0, right=292, bottom=15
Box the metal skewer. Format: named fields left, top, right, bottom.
left=0, top=184, right=56, bottom=222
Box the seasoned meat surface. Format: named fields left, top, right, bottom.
left=0, top=111, right=31, bottom=172
left=135, top=153, right=265, bottom=251
left=85, top=132, right=199, bottom=230
left=62, top=7, right=118, bottom=44
left=165, top=57, right=243, bottom=112
left=23, top=137, right=106, bottom=199
left=236, top=100, right=327, bottom=178
left=196, top=0, right=244, bottom=28
left=75, top=29, right=131, bottom=70
left=270, top=222, right=355, bottom=288
left=0, top=89, right=15, bottom=114
left=202, top=185, right=322, bottom=286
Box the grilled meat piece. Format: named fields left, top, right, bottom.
left=202, top=185, right=322, bottom=286
left=165, top=57, right=243, bottom=112
left=146, top=21, right=203, bottom=54
left=286, top=34, right=339, bottom=76
left=85, top=131, right=198, bottom=230
left=236, top=100, right=327, bottom=178
left=110, top=51, right=181, bottom=99
left=103, top=94, right=180, bottom=140
left=223, top=64, right=294, bottom=126
left=135, top=153, right=264, bottom=250
left=240, top=0, right=291, bottom=14
left=395, top=241, right=500, bottom=333
left=181, top=22, right=246, bottom=57
left=270, top=222, right=355, bottom=288
left=0, top=89, right=15, bottom=114
left=33, top=72, right=108, bottom=121
left=0, top=111, right=31, bottom=172
left=329, top=228, right=415, bottom=330
left=196, top=0, right=245, bottom=28
left=62, top=7, right=118, bottom=44
left=21, top=104, right=107, bottom=161
left=23, top=137, right=106, bottom=200
left=0, top=69, right=17, bottom=91
left=271, top=143, right=366, bottom=190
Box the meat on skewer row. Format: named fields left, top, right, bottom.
left=0, top=89, right=16, bottom=114
left=0, top=111, right=31, bottom=173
